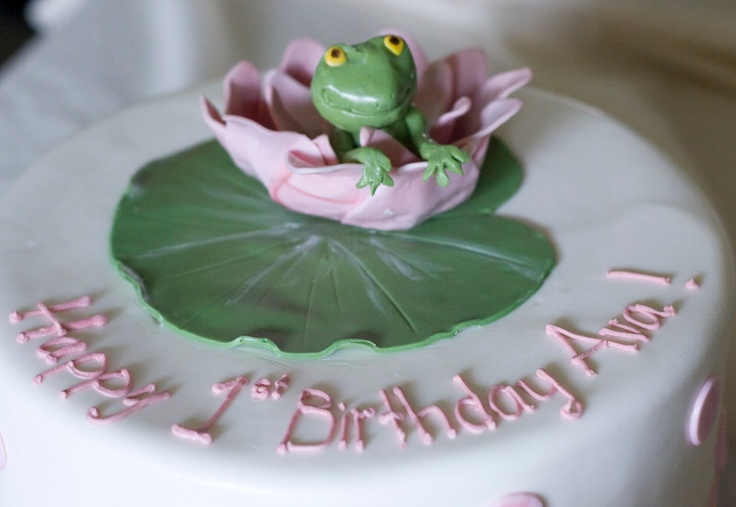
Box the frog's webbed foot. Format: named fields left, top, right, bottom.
left=347, top=146, right=395, bottom=195
left=421, top=144, right=469, bottom=187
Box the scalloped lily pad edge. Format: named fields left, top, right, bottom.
left=113, top=259, right=550, bottom=359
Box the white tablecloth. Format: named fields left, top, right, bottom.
left=0, top=0, right=734, bottom=504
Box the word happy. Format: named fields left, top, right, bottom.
left=9, top=296, right=171, bottom=423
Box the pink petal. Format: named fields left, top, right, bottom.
left=279, top=37, right=325, bottom=86
left=343, top=157, right=480, bottom=230
left=275, top=168, right=367, bottom=222
left=217, top=115, right=301, bottom=190
left=455, top=97, right=522, bottom=142
left=445, top=48, right=488, bottom=101
left=359, top=127, right=419, bottom=167
left=477, top=98, right=523, bottom=137
left=286, top=135, right=340, bottom=174
left=222, top=61, right=271, bottom=127
left=479, top=68, right=533, bottom=103
left=265, top=70, right=326, bottom=138
left=201, top=96, right=227, bottom=144
left=430, top=96, right=471, bottom=144
left=414, top=60, right=454, bottom=127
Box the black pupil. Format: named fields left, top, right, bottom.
left=331, top=48, right=341, bottom=58
left=389, top=36, right=399, bottom=46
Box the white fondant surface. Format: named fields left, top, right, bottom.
left=0, top=86, right=732, bottom=506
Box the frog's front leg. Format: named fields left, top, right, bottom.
left=404, top=106, right=469, bottom=187
left=349, top=147, right=395, bottom=194
left=330, top=128, right=394, bottom=195
left=418, top=143, right=468, bottom=187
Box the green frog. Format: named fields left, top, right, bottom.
left=310, top=34, right=469, bottom=194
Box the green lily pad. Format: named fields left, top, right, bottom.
left=110, top=138, right=554, bottom=357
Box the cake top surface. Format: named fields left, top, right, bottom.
left=0, top=78, right=732, bottom=507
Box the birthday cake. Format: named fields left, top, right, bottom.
left=0, top=34, right=732, bottom=507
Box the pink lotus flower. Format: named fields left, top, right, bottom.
left=202, top=33, right=531, bottom=230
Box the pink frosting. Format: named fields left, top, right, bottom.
left=172, top=376, right=249, bottom=445
left=0, top=432, right=5, bottom=471
left=688, top=375, right=721, bottom=446
left=489, top=492, right=545, bottom=507
left=606, top=269, right=671, bottom=286
left=202, top=32, right=531, bottom=230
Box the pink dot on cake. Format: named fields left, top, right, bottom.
left=489, top=492, right=545, bottom=507
left=0, top=432, right=6, bottom=471
left=688, top=375, right=721, bottom=446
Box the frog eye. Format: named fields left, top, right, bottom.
left=324, top=46, right=347, bottom=67
left=383, top=35, right=405, bottom=56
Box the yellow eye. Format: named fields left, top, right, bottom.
left=324, top=46, right=347, bottom=67
left=383, top=35, right=405, bottom=56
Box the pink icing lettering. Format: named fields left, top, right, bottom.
left=278, top=388, right=336, bottom=454
left=686, top=278, right=701, bottom=290
left=606, top=269, right=671, bottom=286
left=453, top=374, right=496, bottom=433
left=88, top=383, right=171, bottom=424
left=350, top=407, right=375, bottom=452
left=36, top=335, right=87, bottom=364
left=251, top=378, right=271, bottom=401
left=392, top=386, right=457, bottom=445
left=10, top=297, right=106, bottom=343
left=378, top=388, right=407, bottom=448
left=622, top=303, right=675, bottom=331
left=337, top=403, right=350, bottom=450
left=251, top=374, right=290, bottom=401
left=598, top=319, right=649, bottom=343
left=488, top=384, right=531, bottom=421
left=517, top=369, right=583, bottom=420
left=61, top=368, right=132, bottom=399
left=172, top=376, right=249, bottom=445
left=546, top=324, right=638, bottom=376
left=9, top=296, right=91, bottom=323
left=336, top=404, right=375, bottom=452
left=548, top=301, right=676, bottom=374
left=272, top=374, right=290, bottom=399
left=33, top=352, right=108, bottom=385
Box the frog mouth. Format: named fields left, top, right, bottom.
left=320, top=81, right=414, bottom=119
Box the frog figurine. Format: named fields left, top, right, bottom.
left=310, top=34, right=469, bottom=195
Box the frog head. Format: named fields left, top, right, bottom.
left=310, top=35, right=417, bottom=133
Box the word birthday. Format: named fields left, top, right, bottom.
left=277, top=368, right=583, bottom=453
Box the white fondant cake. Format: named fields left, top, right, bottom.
left=0, top=84, right=732, bottom=507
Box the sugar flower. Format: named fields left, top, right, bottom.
left=202, top=33, right=530, bottom=230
